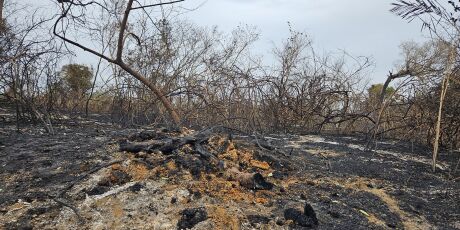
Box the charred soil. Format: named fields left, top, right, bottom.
left=0, top=117, right=459, bottom=229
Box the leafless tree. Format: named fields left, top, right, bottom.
left=53, top=0, right=184, bottom=126
left=0, top=4, right=64, bottom=133
left=391, top=0, right=460, bottom=171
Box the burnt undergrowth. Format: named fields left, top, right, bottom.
left=0, top=116, right=459, bottom=229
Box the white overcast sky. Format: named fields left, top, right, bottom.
left=18, top=0, right=428, bottom=83
left=180, top=0, right=427, bottom=83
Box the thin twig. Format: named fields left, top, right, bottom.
left=131, top=0, right=185, bottom=10
left=48, top=195, right=85, bottom=223
left=57, top=159, right=124, bottom=198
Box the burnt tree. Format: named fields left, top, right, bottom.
left=53, top=0, right=184, bottom=126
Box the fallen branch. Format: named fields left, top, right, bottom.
left=252, top=133, right=289, bottom=157
left=119, top=139, right=166, bottom=153
left=120, top=128, right=214, bottom=155
left=57, top=159, right=124, bottom=198
left=90, top=182, right=137, bottom=200
left=194, top=142, right=217, bottom=161
left=45, top=159, right=126, bottom=223
left=48, top=195, right=85, bottom=223
left=158, top=136, right=197, bottom=154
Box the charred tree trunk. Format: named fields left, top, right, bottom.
left=85, top=56, right=102, bottom=117
left=0, top=0, right=4, bottom=20
left=367, top=69, right=411, bottom=148
left=432, top=42, right=458, bottom=172
left=53, top=0, right=182, bottom=127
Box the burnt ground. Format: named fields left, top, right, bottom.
left=0, top=114, right=459, bottom=229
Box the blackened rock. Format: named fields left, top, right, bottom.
left=129, top=183, right=144, bottom=192
left=284, top=207, right=317, bottom=228
left=159, top=145, right=177, bottom=155
left=304, top=203, right=318, bottom=225
left=177, top=207, right=208, bottom=230
left=87, top=185, right=110, bottom=196
left=284, top=208, right=304, bottom=225
left=192, top=190, right=202, bottom=200
left=254, top=173, right=274, bottom=190
left=387, top=222, right=397, bottom=228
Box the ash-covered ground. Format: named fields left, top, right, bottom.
left=0, top=116, right=459, bottom=230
